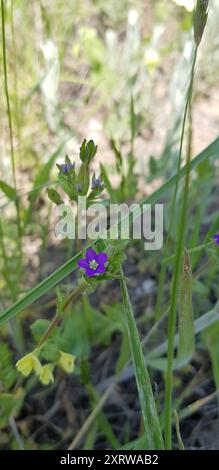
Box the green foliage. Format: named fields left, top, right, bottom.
left=0, top=0, right=218, bottom=452
left=31, top=319, right=50, bottom=342
left=0, top=344, right=17, bottom=390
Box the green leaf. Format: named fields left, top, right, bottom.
left=120, top=267, right=164, bottom=450
left=41, top=340, right=60, bottom=362
left=177, top=249, right=194, bottom=363
left=31, top=319, right=50, bottom=342
left=47, top=187, right=63, bottom=205
left=202, top=322, right=219, bottom=396
left=0, top=391, right=23, bottom=429
left=0, top=393, right=16, bottom=428
left=58, top=172, right=75, bottom=198
left=0, top=344, right=17, bottom=390
left=0, top=180, right=16, bottom=200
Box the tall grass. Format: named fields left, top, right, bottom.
left=1, top=0, right=22, bottom=240
left=164, top=0, right=210, bottom=447
left=164, top=45, right=198, bottom=449
left=120, top=266, right=164, bottom=449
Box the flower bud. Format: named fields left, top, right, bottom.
left=79, top=139, right=97, bottom=164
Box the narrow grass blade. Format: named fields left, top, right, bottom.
left=0, top=253, right=81, bottom=325
left=0, top=181, right=16, bottom=200
left=149, top=301, right=219, bottom=361
left=120, top=267, right=164, bottom=450
left=174, top=410, right=185, bottom=450
left=177, top=248, right=194, bottom=362
left=100, top=163, right=115, bottom=201
left=202, top=322, right=219, bottom=404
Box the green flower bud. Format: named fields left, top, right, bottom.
left=79, top=139, right=97, bottom=164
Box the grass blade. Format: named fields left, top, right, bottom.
left=0, top=181, right=17, bottom=201
left=177, top=249, right=194, bottom=362
left=120, top=267, right=164, bottom=450
left=0, top=253, right=81, bottom=325
left=149, top=301, right=219, bottom=361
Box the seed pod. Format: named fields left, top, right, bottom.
left=193, top=0, right=209, bottom=46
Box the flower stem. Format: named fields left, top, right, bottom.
left=38, top=281, right=88, bottom=346
left=155, top=45, right=198, bottom=320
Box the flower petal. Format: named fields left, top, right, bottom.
left=78, top=258, right=88, bottom=269
left=213, top=234, right=219, bottom=245
left=58, top=351, right=75, bottom=374
left=97, top=252, right=108, bottom=264
left=85, top=248, right=97, bottom=261
left=95, top=263, right=106, bottom=274
left=85, top=267, right=97, bottom=277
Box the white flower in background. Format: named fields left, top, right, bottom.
left=41, top=40, right=60, bottom=132
left=128, top=9, right=139, bottom=26
left=172, top=0, right=194, bottom=11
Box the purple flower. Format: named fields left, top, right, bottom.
left=213, top=234, right=219, bottom=245
left=76, top=183, right=82, bottom=193
left=60, top=162, right=75, bottom=174
left=78, top=248, right=108, bottom=277
left=91, top=176, right=102, bottom=190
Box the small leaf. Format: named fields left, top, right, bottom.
left=41, top=340, right=60, bottom=362
left=0, top=344, right=17, bottom=390
left=31, top=319, right=50, bottom=342
left=0, top=181, right=16, bottom=200
left=202, top=322, right=219, bottom=397
left=47, top=188, right=63, bottom=205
